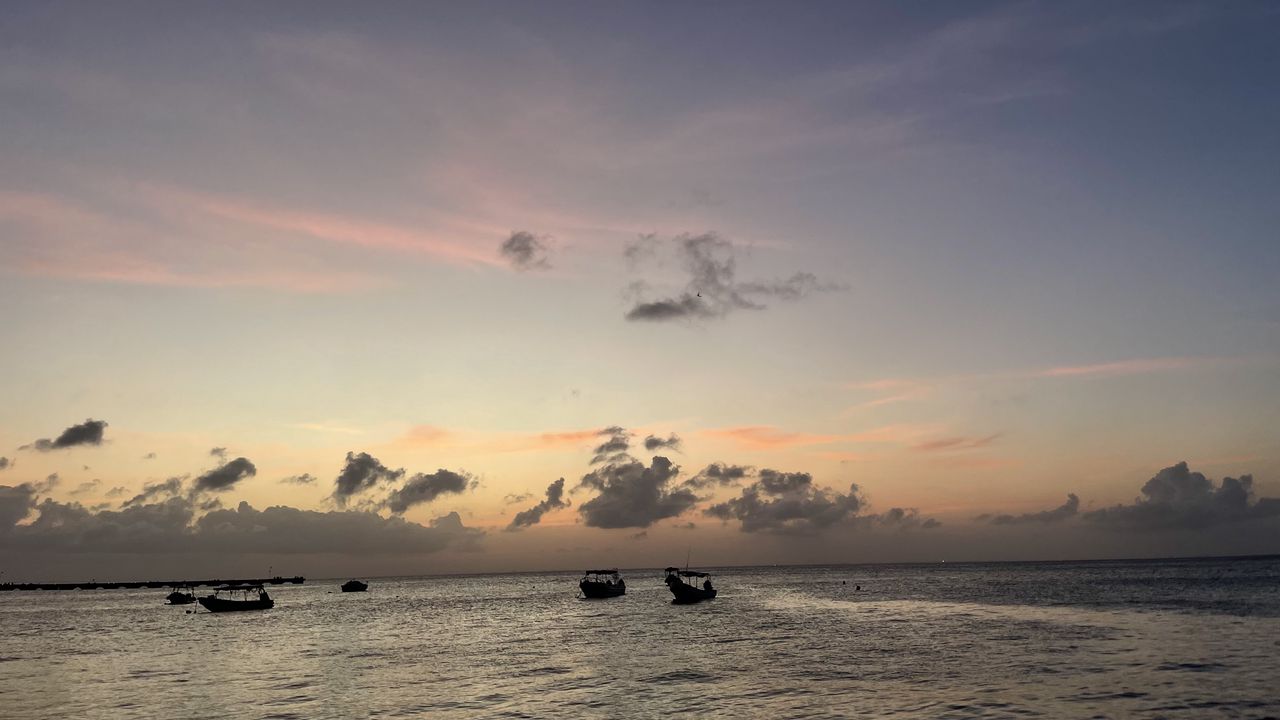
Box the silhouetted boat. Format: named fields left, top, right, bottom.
left=198, top=584, right=274, bottom=612
left=166, top=586, right=196, bottom=605
left=579, top=569, right=626, bottom=598
left=664, top=567, right=716, bottom=604
left=341, top=579, right=368, bottom=593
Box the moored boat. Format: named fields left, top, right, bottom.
left=579, top=569, right=625, bottom=598
left=341, top=579, right=368, bottom=593
left=664, top=567, right=716, bottom=604
left=166, top=585, right=196, bottom=605
left=198, top=584, right=274, bottom=612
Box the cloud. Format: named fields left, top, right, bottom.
left=623, top=233, right=841, bottom=322
left=643, top=433, right=682, bottom=452
left=913, top=434, right=1001, bottom=452
left=0, top=457, right=9, bottom=471
left=577, top=456, right=697, bottom=529
left=121, top=477, right=186, bottom=508
left=192, top=457, right=257, bottom=494
left=503, top=492, right=533, bottom=505
left=875, top=507, right=942, bottom=530
left=70, top=479, right=102, bottom=496
left=984, top=494, right=1080, bottom=525
left=1083, top=462, right=1280, bottom=531
left=142, top=452, right=157, bottom=460
left=31, top=473, right=61, bottom=494
left=209, top=447, right=228, bottom=460
left=507, top=477, right=570, bottom=531
left=1034, top=356, right=1230, bottom=379
left=105, top=486, right=128, bottom=498
left=383, top=469, right=473, bottom=514
left=499, top=230, right=552, bottom=271
left=0, top=484, right=36, bottom=528
left=333, top=451, right=405, bottom=506
left=704, top=470, right=866, bottom=534
left=590, top=426, right=632, bottom=464
left=0, top=492, right=481, bottom=555
left=21, top=419, right=108, bottom=452
left=280, top=473, right=317, bottom=485
left=701, top=426, right=845, bottom=449
left=682, top=463, right=754, bottom=490
left=622, top=234, right=659, bottom=267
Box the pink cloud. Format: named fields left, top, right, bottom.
left=912, top=434, right=1002, bottom=452
left=1034, top=357, right=1217, bottom=378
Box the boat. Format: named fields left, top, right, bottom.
left=166, top=585, right=196, bottom=605
left=664, top=567, right=717, bottom=604
left=197, top=584, right=274, bottom=613
left=340, top=579, right=368, bottom=593
left=578, top=569, right=626, bottom=598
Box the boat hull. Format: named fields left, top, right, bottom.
left=579, top=580, right=625, bottom=598
left=668, top=583, right=716, bottom=604
left=341, top=581, right=368, bottom=593
left=198, top=595, right=274, bottom=612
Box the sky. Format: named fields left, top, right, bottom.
left=2, top=1, right=1279, bottom=580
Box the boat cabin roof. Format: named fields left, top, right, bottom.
left=664, top=567, right=710, bottom=577
left=583, top=569, right=619, bottom=575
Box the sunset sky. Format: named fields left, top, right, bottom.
left=2, top=1, right=1278, bottom=579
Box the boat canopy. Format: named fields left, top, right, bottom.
left=583, top=569, right=619, bottom=575
left=664, top=567, right=710, bottom=577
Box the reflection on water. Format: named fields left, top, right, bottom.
left=2, top=557, right=1278, bottom=718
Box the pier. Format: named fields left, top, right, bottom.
left=0, top=576, right=305, bottom=591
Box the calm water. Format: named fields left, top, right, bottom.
left=2, top=556, right=1279, bottom=718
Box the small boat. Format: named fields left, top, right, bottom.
left=341, top=579, right=368, bottom=593
left=198, top=584, right=274, bottom=613
left=166, top=585, right=196, bottom=605
left=664, top=567, right=717, bottom=604
left=578, top=569, right=626, bottom=598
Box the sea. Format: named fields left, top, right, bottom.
left=2, top=555, right=1278, bottom=719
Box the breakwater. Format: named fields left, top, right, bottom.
left=0, top=576, right=305, bottom=591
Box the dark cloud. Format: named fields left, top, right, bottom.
left=876, top=507, right=942, bottom=530
left=280, top=473, right=317, bottom=485
left=333, top=452, right=404, bottom=506
left=209, top=447, right=228, bottom=460
left=0, top=484, right=36, bottom=529
left=499, top=230, right=552, bottom=271
left=705, top=470, right=865, bottom=534
left=21, top=419, right=108, bottom=452
left=682, top=463, right=754, bottom=490
left=1083, top=462, right=1280, bottom=531
left=121, top=477, right=186, bottom=508
left=70, top=479, right=101, bottom=496
left=507, top=477, right=570, bottom=531
left=577, top=456, right=697, bottom=528
left=32, top=473, right=61, bottom=494
left=985, top=494, right=1080, bottom=525
left=199, top=498, right=223, bottom=511
left=105, top=486, right=128, bottom=498
left=0, top=457, right=10, bottom=471
left=624, top=233, right=841, bottom=322
left=192, top=457, right=257, bottom=494
left=0, top=492, right=481, bottom=555
left=590, top=427, right=633, bottom=465
left=643, top=433, right=683, bottom=452
left=383, top=469, right=472, bottom=515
